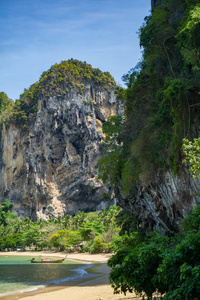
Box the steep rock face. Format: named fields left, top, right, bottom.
left=0, top=81, right=121, bottom=220
left=116, top=169, right=199, bottom=232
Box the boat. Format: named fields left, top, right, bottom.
left=31, top=255, right=67, bottom=263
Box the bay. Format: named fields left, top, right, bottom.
left=0, top=255, right=88, bottom=297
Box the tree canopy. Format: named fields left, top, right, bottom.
left=108, top=204, right=200, bottom=299
left=0, top=201, right=129, bottom=253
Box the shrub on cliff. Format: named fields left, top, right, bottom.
left=38, top=59, right=116, bottom=97
left=0, top=92, right=14, bottom=126
left=11, top=59, right=116, bottom=126
left=99, top=0, right=200, bottom=199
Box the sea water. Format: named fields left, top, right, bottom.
left=0, top=255, right=88, bottom=297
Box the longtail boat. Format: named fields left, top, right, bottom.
left=31, top=255, right=67, bottom=263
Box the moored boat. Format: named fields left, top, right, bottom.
left=31, top=255, right=67, bottom=263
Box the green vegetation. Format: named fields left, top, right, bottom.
left=182, top=137, right=200, bottom=177
left=96, top=1, right=200, bottom=299
left=99, top=0, right=200, bottom=198
left=108, top=204, right=200, bottom=299
left=0, top=59, right=116, bottom=127
left=0, top=203, right=133, bottom=253
left=0, top=92, right=14, bottom=126
left=38, top=59, right=116, bottom=98
left=1, top=1, right=200, bottom=299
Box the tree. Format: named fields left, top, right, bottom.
left=177, top=4, right=200, bottom=70
left=98, top=115, right=125, bottom=186
left=108, top=206, right=200, bottom=299
left=99, top=0, right=200, bottom=202
left=89, top=236, right=106, bottom=253
left=62, top=214, right=72, bottom=229
left=21, top=225, right=40, bottom=247
left=79, top=221, right=100, bottom=240
left=0, top=200, right=15, bottom=227
left=21, top=217, right=33, bottom=230
left=182, top=137, right=200, bottom=177
left=49, top=229, right=82, bottom=250
left=71, top=211, right=86, bottom=230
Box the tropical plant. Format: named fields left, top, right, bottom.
left=98, top=0, right=200, bottom=200
left=108, top=204, right=200, bottom=299
left=182, top=137, right=200, bottom=177
left=0, top=200, right=122, bottom=252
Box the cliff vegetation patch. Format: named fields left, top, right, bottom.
left=97, top=0, right=200, bottom=299
left=0, top=59, right=116, bottom=127
left=99, top=0, right=200, bottom=197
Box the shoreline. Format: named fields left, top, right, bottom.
left=0, top=252, right=141, bottom=300
left=0, top=251, right=113, bottom=262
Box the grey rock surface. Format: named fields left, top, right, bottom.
left=116, top=169, right=200, bottom=232
left=0, top=84, right=121, bottom=220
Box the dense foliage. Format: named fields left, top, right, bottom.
left=98, top=1, right=200, bottom=299
left=0, top=92, right=14, bottom=126
left=108, top=204, right=200, bottom=299
left=0, top=59, right=116, bottom=127
left=0, top=203, right=137, bottom=253
left=182, top=137, right=200, bottom=177
left=99, top=0, right=200, bottom=198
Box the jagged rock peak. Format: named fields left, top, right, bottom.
left=16, top=59, right=117, bottom=127
left=0, top=59, right=122, bottom=220
left=36, top=58, right=116, bottom=97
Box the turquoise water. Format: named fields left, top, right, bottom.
left=0, top=256, right=88, bottom=297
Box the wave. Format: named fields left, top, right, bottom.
left=0, top=285, right=45, bottom=298
left=0, top=267, right=88, bottom=298
left=45, top=267, right=88, bottom=285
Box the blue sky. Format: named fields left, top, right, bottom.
left=0, top=0, right=151, bottom=100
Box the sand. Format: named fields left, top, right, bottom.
left=0, top=252, right=143, bottom=300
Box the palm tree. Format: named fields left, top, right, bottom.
left=62, top=214, right=72, bottom=229
left=22, top=217, right=33, bottom=230
left=72, top=211, right=86, bottom=230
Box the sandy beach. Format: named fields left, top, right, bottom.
left=0, top=251, right=142, bottom=300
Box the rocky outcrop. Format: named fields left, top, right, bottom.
left=0, top=72, right=122, bottom=220
left=116, top=169, right=200, bottom=232
left=116, top=0, right=194, bottom=233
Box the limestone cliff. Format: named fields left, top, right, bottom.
left=0, top=60, right=122, bottom=220
left=115, top=169, right=200, bottom=233
left=108, top=0, right=200, bottom=233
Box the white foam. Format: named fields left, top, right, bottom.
left=19, top=285, right=46, bottom=293
left=0, top=285, right=45, bottom=298
left=46, top=268, right=88, bottom=285
left=0, top=268, right=88, bottom=298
